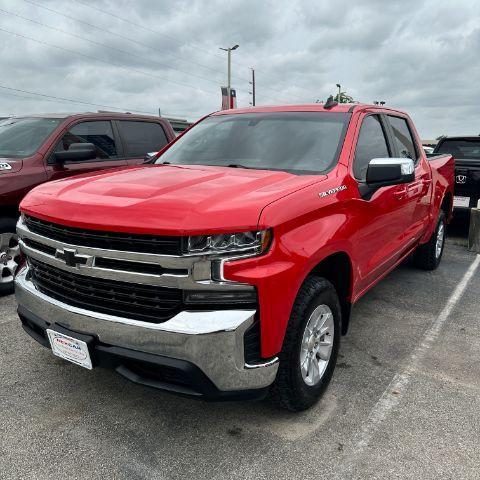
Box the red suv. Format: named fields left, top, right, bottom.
left=0, top=112, right=175, bottom=294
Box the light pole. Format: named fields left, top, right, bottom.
left=336, top=83, right=341, bottom=102
left=249, top=68, right=256, bottom=106
left=220, top=44, right=239, bottom=103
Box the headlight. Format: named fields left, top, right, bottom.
left=187, top=229, right=272, bottom=256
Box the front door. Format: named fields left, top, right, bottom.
left=46, top=120, right=127, bottom=181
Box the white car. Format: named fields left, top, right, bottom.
left=423, top=145, right=434, bottom=154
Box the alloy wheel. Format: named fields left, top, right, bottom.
left=0, top=233, right=20, bottom=285
left=436, top=221, right=445, bottom=259
left=300, top=304, right=335, bottom=386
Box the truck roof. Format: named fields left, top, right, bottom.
left=437, top=136, right=480, bottom=141
left=212, top=103, right=409, bottom=116
left=4, top=112, right=164, bottom=121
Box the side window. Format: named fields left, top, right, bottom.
left=55, top=121, right=117, bottom=160
left=353, top=115, right=390, bottom=181
left=388, top=116, right=418, bottom=162
left=117, top=121, right=169, bottom=158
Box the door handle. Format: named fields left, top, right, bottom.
left=393, top=187, right=407, bottom=200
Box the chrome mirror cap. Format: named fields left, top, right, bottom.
left=369, top=157, right=414, bottom=175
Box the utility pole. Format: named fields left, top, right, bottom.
left=219, top=44, right=239, bottom=105
left=249, top=68, right=256, bottom=106
left=336, top=83, right=341, bottom=102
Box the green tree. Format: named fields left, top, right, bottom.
left=334, top=91, right=354, bottom=103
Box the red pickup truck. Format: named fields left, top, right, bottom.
left=15, top=103, right=454, bottom=411
left=0, top=112, right=175, bottom=294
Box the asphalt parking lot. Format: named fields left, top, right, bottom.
left=1, top=231, right=479, bottom=479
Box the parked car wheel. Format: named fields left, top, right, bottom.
left=0, top=217, right=20, bottom=296
left=413, top=211, right=446, bottom=271
left=269, top=276, right=341, bottom=411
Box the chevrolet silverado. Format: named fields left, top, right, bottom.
left=15, top=102, right=454, bottom=411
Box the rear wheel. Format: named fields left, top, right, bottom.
left=0, top=217, right=20, bottom=296
left=413, top=211, right=446, bottom=270
left=269, top=276, right=341, bottom=411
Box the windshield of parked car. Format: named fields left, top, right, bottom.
left=436, top=139, right=480, bottom=160
left=0, top=117, right=62, bottom=158
left=156, top=112, right=351, bottom=174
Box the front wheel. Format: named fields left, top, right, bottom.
left=269, top=276, right=341, bottom=411
left=0, top=217, right=21, bottom=296
left=413, top=211, right=446, bottom=271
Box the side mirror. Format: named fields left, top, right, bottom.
left=360, top=158, right=415, bottom=200
left=53, top=143, right=96, bottom=163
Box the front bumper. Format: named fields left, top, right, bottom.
left=15, top=267, right=279, bottom=399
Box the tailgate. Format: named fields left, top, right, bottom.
left=455, top=159, right=480, bottom=203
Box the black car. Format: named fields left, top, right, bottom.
left=434, top=136, right=480, bottom=212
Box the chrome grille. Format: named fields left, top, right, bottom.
left=24, top=215, right=184, bottom=255
left=29, top=258, right=183, bottom=323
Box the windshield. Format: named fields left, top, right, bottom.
left=436, top=139, right=480, bottom=160
left=156, top=112, right=351, bottom=174
left=0, top=117, right=62, bottom=158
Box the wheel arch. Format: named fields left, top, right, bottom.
left=1, top=205, right=20, bottom=222
left=440, top=192, right=453, bottom=222
left=307, top=251, right=353, bottom=335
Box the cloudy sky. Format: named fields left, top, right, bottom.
left=0, top=0, right=479, bottom=138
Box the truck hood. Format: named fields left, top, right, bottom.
left=0, top=158, right=23, bottom=174
left=20, top=164, right=325, bottom=235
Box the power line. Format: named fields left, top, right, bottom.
left=0, top=26, right=224, bottom=99
left=7, top=3, right=309, bottom=106
left=69, top=0, right=311, bottom=101
left=21, top=0, right=228, bottom=80
left=0, top=84, right=190, bottom=118
left=0, top=7, right=226, bottom=88
left=21, top=0, right=311, bottom=103
left=0, top=21, right=289, bottom=107
left=72, top=0, right=228, bottom=64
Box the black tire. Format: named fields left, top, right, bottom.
left=413, top=211, right=446, bottom=271
left=0, top=217, right=20, bottom=296
left=269, top=276, right=341, bottom=412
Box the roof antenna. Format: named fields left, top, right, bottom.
left=324, top=95, right=338, bottom=109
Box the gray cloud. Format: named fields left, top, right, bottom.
left=0, top=0, right=479, bottom=136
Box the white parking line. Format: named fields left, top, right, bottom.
left=337, top=254, right=480, bottom=477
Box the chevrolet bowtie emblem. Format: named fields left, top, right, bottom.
left=55, top=248, right=94, bottom=268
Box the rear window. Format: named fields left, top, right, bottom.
left=388, top=116, right=418, bottom=161
left=436, top=139, right=480, bottom=159
left=156, top=112, right=351, bottom=174
left=0, top=117, right=62, bottom=157
left=118, top=121, right=168, bottom=157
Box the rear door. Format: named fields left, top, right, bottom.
left=45, top=120, right=127, bottom=181
left=349, top=113, right=413, bottom=296
left=386, top=114, right=432, bottom=242
left=115, top=120, right=170, bottom=166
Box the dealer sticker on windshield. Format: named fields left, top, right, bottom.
left=46, top=330, right=93, bottom=370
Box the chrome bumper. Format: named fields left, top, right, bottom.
left=15, top=267, right=278, bottom=392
